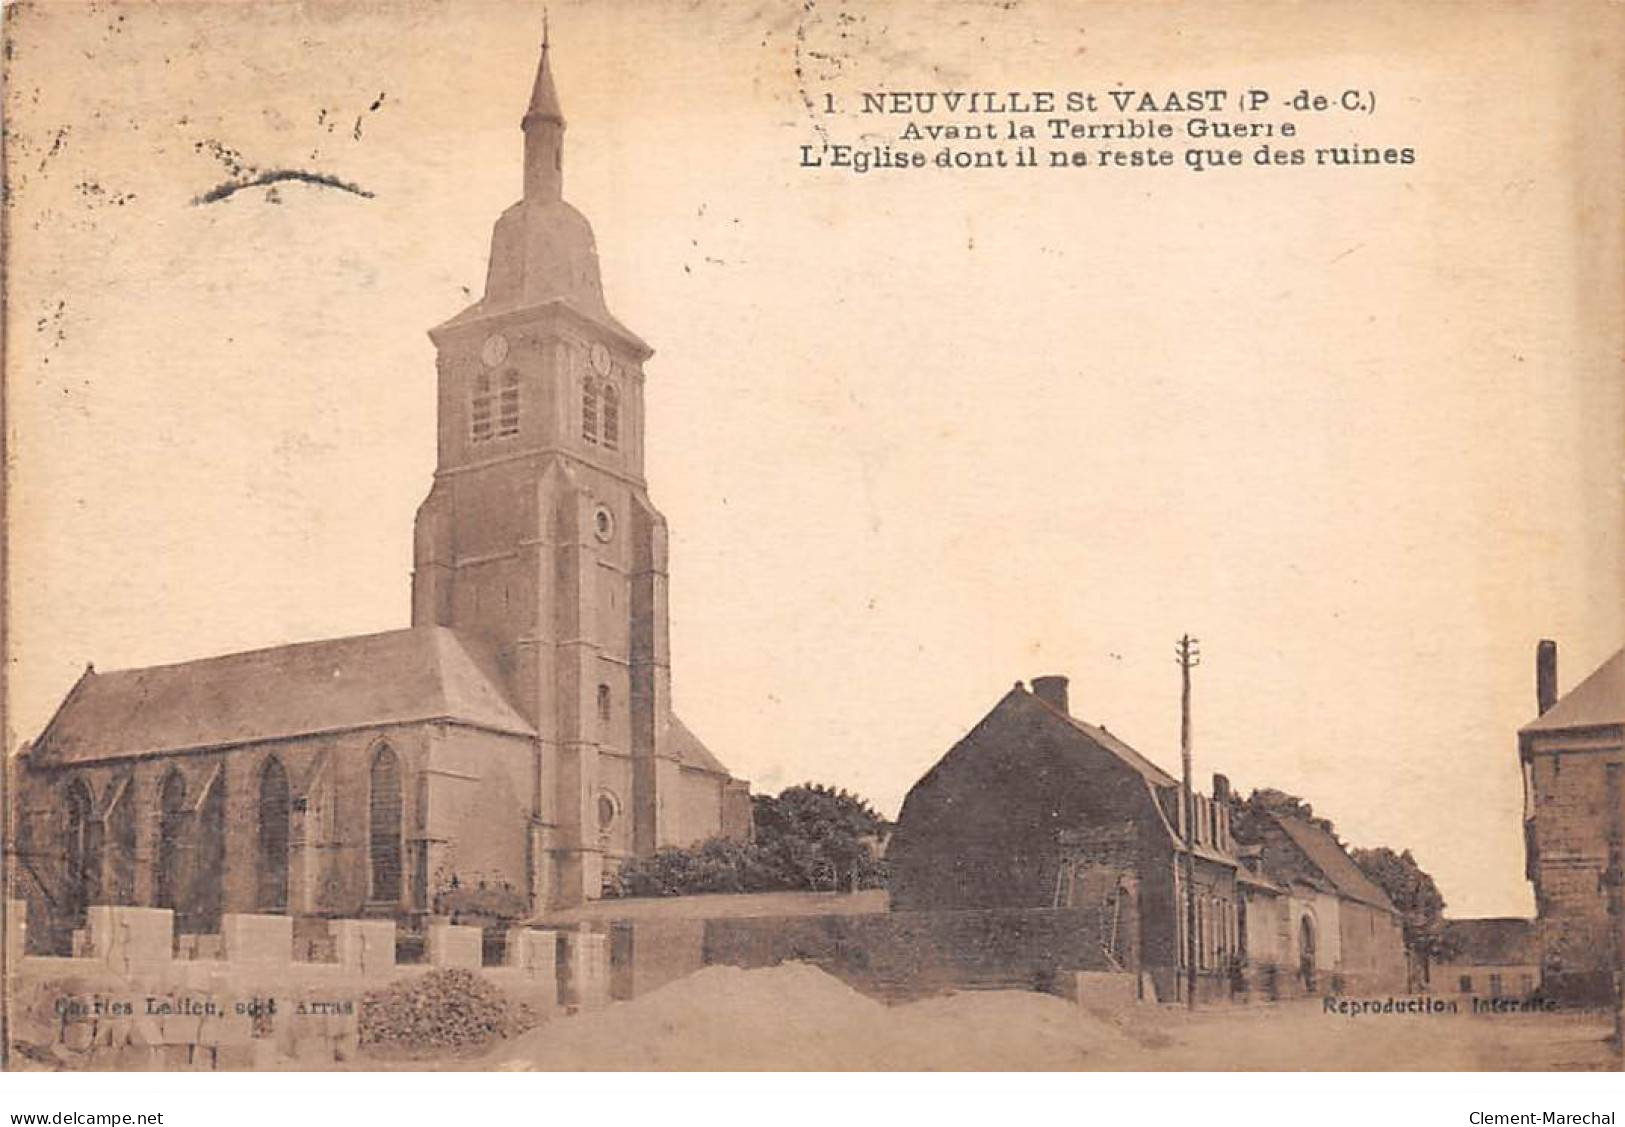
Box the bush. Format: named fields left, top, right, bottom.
left=358, top=969, right=536, bottom=1051
left=611, top=783, right=891, bottom=897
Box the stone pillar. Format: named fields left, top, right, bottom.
left=425, top=920, right=482, bottom=969
left=561, top=927, right=609, bottom=1007
left=504, top=927, right=559, bottom=1006
left=333, top=919, right=397, bottom=976
left=85, top=905, right=174, bottom=975
left=220, top=913, right=292, bottom=968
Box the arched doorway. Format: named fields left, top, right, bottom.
left=62, top=779, right=97, bottom=925
left=156, top=770, right=188, bottom=913
left=1298, top=915, right=1317, bottom=991
left=368, top=745, right=402, bottom=904
left=257, top=757, right=290, bottom=912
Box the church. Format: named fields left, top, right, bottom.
left=8, top=38, right=751, bottom=954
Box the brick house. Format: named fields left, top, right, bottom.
left=887, top=675, right=1245, bottom=1003
left=6, top=39, right=750, bottom=956
left=888, top=673, right=1410, bottom=1002
left=1520, top=640, right=1625, bottom=1002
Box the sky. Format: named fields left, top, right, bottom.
left=6, top=0, right=1622, bottom=918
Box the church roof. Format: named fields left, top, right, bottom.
left=525, top=38, right=564, bottom=125
left=29, top=627, right=535, bottom=766
left=667, top=713, right=731, bottom=776
left=433, top=198, right=649, bottom=354
left=1520, top=646, right=1625, bottom=735
left=1262, top=813, right=1396, bottom=912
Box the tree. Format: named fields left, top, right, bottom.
left=1351, top=845, right=1453, bottom=960
left=1229, top=787, right=1339, bottom=844
left=610, top=782, right=891, bottom=897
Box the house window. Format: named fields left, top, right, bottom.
left=497, top=369, right=520, bottom=436
left=597, top=683, right=612, bottom=723
left=1458, top=975, right=1473, bottom=993
left=602, top=383, right=620, bottom=450
left=470, top=372, right=494, bottom=443
left=582, top=377, right=599, bottom=443
left=1488, top=973, right=1502, bottom=998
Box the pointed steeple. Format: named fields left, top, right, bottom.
left=522, top=19, right=565, bottom=199
left=524, top=16, right=564, bottom=127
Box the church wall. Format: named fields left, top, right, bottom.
left=675, top=769, right=726, bottom=847
left=421, top=724, right=534, bottom=908
left=596, top=751, right=636, bottom=865
left=10, top=723, right=471, bottom=948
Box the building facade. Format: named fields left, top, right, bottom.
left=886, top=675, right=1244, bottom=1002
left=887, top=674, right=1408, bottom=1001
left=8, top=40, right=749, bottom=954
left=1236, top=812, right=1407, bottom=995
left=1429, top=918, right=1540, bottom=1000
left=1520, top=639, right=1625, bottom=1002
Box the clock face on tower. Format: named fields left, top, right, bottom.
left=590, top=342, right=611, bottom=376
left=481, top=333, right=509, bottom=368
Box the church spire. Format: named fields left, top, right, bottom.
left=522, top=19, right=565, bottom=200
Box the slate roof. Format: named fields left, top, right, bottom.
left=1438, top=917, right=1538, bottom=966
left=1265, top=814, right=1396, bottom=912
left=30, top=627, right=535, bottom=765
left=1521, top=647, right=1625, bottom=735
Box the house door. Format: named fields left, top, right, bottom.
left=1298, top=916, right=1317, bottom=991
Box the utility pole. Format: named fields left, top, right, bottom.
left=1177, top=633, right=1201, bottom=1010
left=1605, top=761, right=1623, bottom=1066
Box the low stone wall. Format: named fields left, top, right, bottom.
left=5, top=901, right=598, bottom=1069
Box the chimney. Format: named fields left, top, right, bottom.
left=1031, top=674, right=1070, bottom=715
left=1211, top=773, right=1231, bottom=803
left=1536, top=639, right=1558, bottom=716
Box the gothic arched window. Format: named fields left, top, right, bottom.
left=63, top=779, right=96, bottom=924
left=470, top=372, right=495, bottom=443
left=601, top=383, right=620, bottom=450
left=193, top=773, right=226, bottom=933
left=156, top=770, right=187, bottom=912
left=369, top=745, right=403, bottom=905
left=104, top=777, right=136, bottom=905
left=257, top=756, right=290, bottom=913
left=582, top=376, right=599, bottom=444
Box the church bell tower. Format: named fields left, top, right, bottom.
left=412, top=31, right=684, bottom=909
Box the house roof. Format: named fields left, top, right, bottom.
left=1438, top=917, right=1538, bottom=966
left=1265, top=814, right=1396, bottom=912
left=1027, top=691, right=1177, bottom=788
left=1521, top=647, right=1625, bottom=735
left=29, top=627, right=535, bottom=765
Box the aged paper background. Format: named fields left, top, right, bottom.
left=4, top=0, right=1622, bottom=930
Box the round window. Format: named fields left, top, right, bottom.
left=597, top=794, right=617, bottom=830
left=593, top=505, right=615, bottom=542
